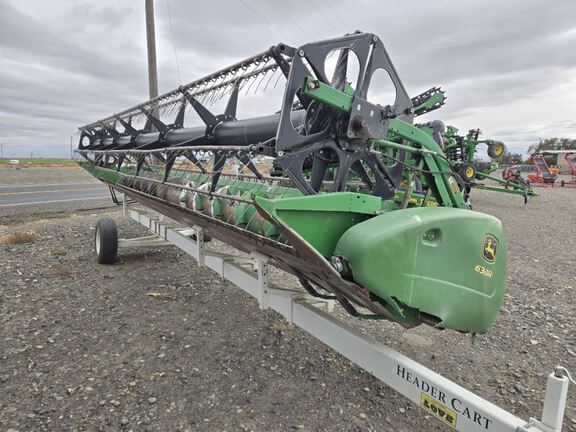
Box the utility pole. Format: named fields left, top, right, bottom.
left=145, top=0, right=159, bottom=125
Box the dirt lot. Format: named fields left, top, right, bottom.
left=1, top=168, right=575, bottom=432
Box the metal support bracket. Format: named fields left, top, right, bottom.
left=122, top=192, right=127, bottom=216
left=194, top=225, right=204, bottom=267
left=118, top=235, right=171, bottom=248
left=251, top=252, right=270, bottom=310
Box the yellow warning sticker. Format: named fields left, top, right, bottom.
left=420, top=392, right=457, bottom=428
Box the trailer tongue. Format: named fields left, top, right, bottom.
left=76, top=32, right=507, bottom=333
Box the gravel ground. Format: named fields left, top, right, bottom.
left=0, top=169, right=575, bottom=432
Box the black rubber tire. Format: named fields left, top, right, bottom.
left=95, top=218, right=118, bottom=264
left=457, top=163, right=476, bottom=182
left=561, top=180, right=565, bottom=187
left=487, top=141, right=505, bottom=159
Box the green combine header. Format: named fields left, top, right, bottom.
left=76, top=32, right=507, bottom=334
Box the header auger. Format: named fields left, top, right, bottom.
left=76, top=32, right=507, bottom=334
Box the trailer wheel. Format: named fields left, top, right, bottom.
left=561, top=180, right=565, bottom=187
left=95, top=218, right=118, bottom=264
left=458, top=163, right=476, bottom=182
left=488, top=141, right=505, bottom=159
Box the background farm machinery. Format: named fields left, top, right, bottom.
left=433, top=126, right=534, bottom=200
left=560, top=152, right=576, bottom=187
left=502, top=165, right=532, bottom=190
left=534, top=151, right=576, bottom=187
left=396, top=122, right=534, bottom=202
left=528, top=153, right=557, bottom=186
left=76, top=32, right=508, bottom=334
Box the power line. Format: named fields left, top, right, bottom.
left=309, top=0, right=339, bottom=33
left=165, top=0, right=182, bottom=84
left=238, top=0, right=291, bottom=40
left=269, top=0, right=312, bottom=39
left=321, top=0, right=349, bottom=28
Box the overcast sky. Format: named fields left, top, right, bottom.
left=1, top=0, right=575, bottom=158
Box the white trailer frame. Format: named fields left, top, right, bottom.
left=116, top=199, right=570, bottom=432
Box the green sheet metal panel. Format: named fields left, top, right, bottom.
left=335, top=207, right=507, bottom=333
left=256, top=192, right=382, bottom=257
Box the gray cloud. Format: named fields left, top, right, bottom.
left=0, top=0, right=575, bottom=157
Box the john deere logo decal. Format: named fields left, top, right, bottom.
left=482, top=235, right=498, bottom=262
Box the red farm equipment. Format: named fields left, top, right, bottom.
left=502, top=165, right=531, bottom=188
left=528, top=153, right=556, bottom=186
left=560, top=152, right=576, bottom=187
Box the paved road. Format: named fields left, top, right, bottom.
left=0, top=182, right=111, bottom=208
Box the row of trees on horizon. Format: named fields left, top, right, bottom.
left=499, top=137, right=576, bottom=165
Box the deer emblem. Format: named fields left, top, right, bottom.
left=483, top=236, right=497, bottom=262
